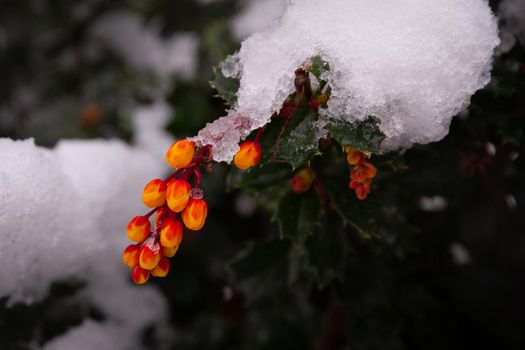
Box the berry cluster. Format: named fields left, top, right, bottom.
left=345, top=146, right=377, bottom=200
left=123, top=140, right=211, bottom=284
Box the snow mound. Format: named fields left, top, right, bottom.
left=0, top=103, right=172, bottom=348
left=196, top=0, right=500, bottom=162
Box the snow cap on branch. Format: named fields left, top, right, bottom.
left=195, top=0, right=500, bottom=162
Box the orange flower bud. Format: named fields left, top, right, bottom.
left=350, top=166, right=367, bottom=182
left=151, top=258, right=170, bottom=277
left=349, top=178, right=360, bottom=190
left=159, top=217, right=183, bottom=248
left=290, top=168, right=315, bottom=194
left=127, top=216, right=150, bottom=243
left=139, top=244, right=162, bottom=270
left=346, top=149, right=364, bottom=165
left=131, top=265, right=150, bottom=284
left=361, top=161, right=377, bottom=179
left=122, top=244, right=140, bottom=269
left=355, top=182, right=371, bottom=200
left=166, top=179, right=191, bottom=213
left=142, top=179, right=167, bottom=208
left=162, top=245, right=180, bottom=258
left=234, top=141, right=262, bottom=170
left=182, top=198, right=208, bottom=231
left=166, top=140, right=195, bottom=169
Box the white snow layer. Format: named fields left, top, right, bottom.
left=91, top=11, right=199, bottom=80
left=0, top=104, right=173, bottom=349
left=497, top=0, right=525, bottom=53
left=196, top=0, right=500, bottom=162
left=231, top=0, right=288, bottom=39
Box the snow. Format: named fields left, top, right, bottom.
left=91, top=11, right=199, bottom=80
left=231, top=0, right=288, bottom=39
left=0, top=105, right=172, bottom=348
left=497, top=0, right=525, bottom=53
left=196, top=0, right=500, bottom=162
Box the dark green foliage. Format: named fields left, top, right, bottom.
left=326, top=116, right=386, bottom=153
left=210, top=66, right=240, bottom=106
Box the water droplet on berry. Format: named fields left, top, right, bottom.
left=191, top=187, right=204, bottom=199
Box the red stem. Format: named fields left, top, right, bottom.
left=254, top=127, right=264, bottom=143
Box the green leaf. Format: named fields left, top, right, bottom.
left=227, top=239, right=292, bottom=281
left=274, top=111, right=321, bottom=169
left=209, top=66, right=239, bottom=106
left=322, top=172, right=379, bottom=240
left=226, top=162, right=292, bottom=191
left=276, top=190, right=322, bottom=246
left=304, top=214, right=348, bottom=288
left=257, top=109, right=322, bottom=169
left=325, top=116, right=385, bottom=154
left=310, top=55, right=330, bottom=80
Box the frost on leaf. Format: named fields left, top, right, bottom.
left=197, top=0, right=500, bottom=163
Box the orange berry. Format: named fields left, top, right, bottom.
left=166, top=140, right=195, bottom=169
left=350, top=167, right=366, bottom=182
left=162, top=245, right=179, bottom=258
left=166, top=179, right=191, bottom=213
left=233, top=141, right=262, bottom=170
left=290, top=168, right=315, bottom=194
left=160, top=217, right=183, bottom=248
left=361, top=161, right=377, bottom=179
left=142, top=179, right=167, bottom=208
left=127, top=216, right=150, bottom=243
left=346, top=149, right=364, bottom=165
left=151, top=258, right=170, bottom=277
left=182, top=198, right=208, bottom=231
left=139, top=244, right=162, bottom=270
left=355, top=182, right=371, bottom=200
left=349, top=178, right=359, bottom=190
left=131, top=265, right=150, bottom=284
left=122, top=244, right=140, bottom=269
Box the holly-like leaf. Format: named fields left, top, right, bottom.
left=322, top=172, right=380, bottom=240
left=304, top=214, right=348, bottom=288
left=325, top=116, right=385, bottom=154
left=209, top=66, right=239, bottom=106
left=309, top=55, right=330, bottom=81
left=276, top=190, right=322, bottom=246
left=274, top=111, right=321, bottom=169
left=227, top=239, right=291, bottom=281
left=258, top=108, right=322, bottom=169
left=226, top=162, right=292, bottom=191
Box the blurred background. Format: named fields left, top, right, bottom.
left=1, top=0, right=524, bottom=349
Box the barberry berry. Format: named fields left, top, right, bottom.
left=166, top=179, right=191, bottom=213
left=162, top=245, right=179, bottom=258
left=151, top=258, right=170, bottom=277
left=234, top=141, right=262, bottom=170
left=127, top=216, right=150, bottom=243
left=345, top=147, right=377, bottom=200
left=166, top=140, right=195, bottom=169
left=139, top=244, right=162, bottom=270
left=142, top=179, right=167, bottom=208
left=182, top=198, right=208, bottom=231
left=290, top=167, right=315, bottom=194
left=131, top=265, right=150, bottom=285
left=122, top=244, right=140, bottom=269
left=159, top=217, right=183, bottom=248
